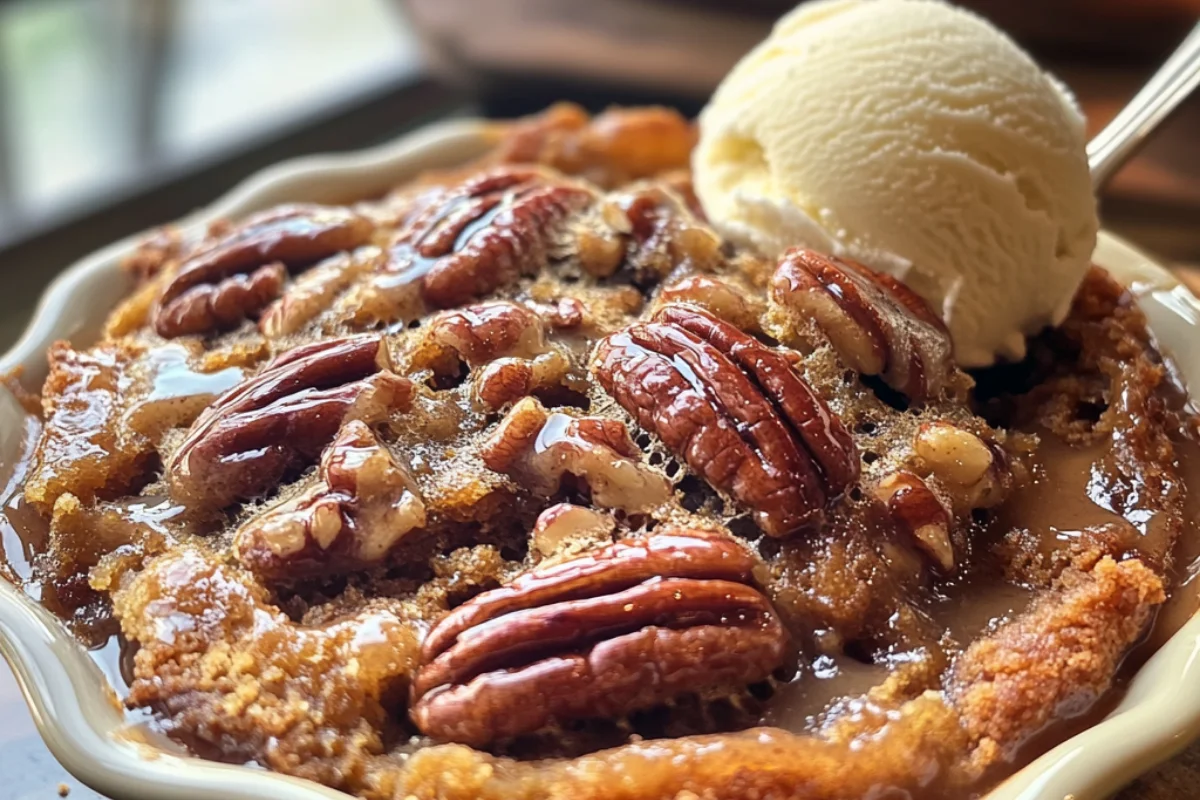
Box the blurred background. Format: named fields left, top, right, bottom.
left=0, top=1, right=1199, bottom=798
left=0, top=0, right=1198, bottom=348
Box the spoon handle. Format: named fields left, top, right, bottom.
left=1087, top=22, right=1200, bottom=189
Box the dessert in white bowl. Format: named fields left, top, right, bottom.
left=3, top=3, right=1200, bottom=799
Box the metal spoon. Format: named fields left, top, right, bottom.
left=1088, top=22, right=1200, bottom=189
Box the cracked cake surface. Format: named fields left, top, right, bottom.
left=3, top=104, right=1198, bottom=800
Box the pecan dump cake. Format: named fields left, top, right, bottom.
left=1, top=100, right=1196, bottom=800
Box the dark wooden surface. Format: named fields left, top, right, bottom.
left=1120, top=748, right=1200, bottom=800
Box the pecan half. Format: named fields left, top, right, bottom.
left=485, top=104, right=695, bottom=188
left=421, top=301, right=573, bottom=410
left=410, top=529, right=785, bottom=746
left=387, top=167, right=596, bottom=310
left=594, top=184, right=721, bottom=287
left=259, top=248, right=383, bottom=337
left=480, top=397, right=672, bottom=513
left=772, top=248, right=953, bottom=403
left=428, top=302, right=548, bottom=366
left=873, top=425, right=1012, bottom=573
left=234, top=420, right=425, bottom=579
left=873, top=471, right=954, bottom=572
left=168, top=334, right=412, bottom=511
left=537, top=296, right=585, bottom=330
left=573, top=224, right=626, bottom=278
left=156, top=262, right=287, bottom=339
left=592, top=304, right=859, bottom=536
left=472, top=353, right=571, bottom=411
left=154, top=205, right=374, bottom=338
left=913, top=422, right=1010, bottom=511
left=530, top=503, right=615, bottom=557
left=656, top=274, right=764, bottom=332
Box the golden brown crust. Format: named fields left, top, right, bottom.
left=950, top=556, right=1165, bottom=764
left=25, top=341, right=153, bottom=513
left=393, top=703, right=972, bottom=800
left=115, top=550, right=418, bottom=786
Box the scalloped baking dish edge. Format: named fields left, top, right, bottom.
left=1, top=118, right=1199, bottom=800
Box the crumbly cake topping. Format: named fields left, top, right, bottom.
left=6, top=104, right=1195, bottom=800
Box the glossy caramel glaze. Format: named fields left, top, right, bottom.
left=1, top=105, right=1197, bottom=800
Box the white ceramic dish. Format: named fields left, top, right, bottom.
left=1, top=118, right=1198, bottom=800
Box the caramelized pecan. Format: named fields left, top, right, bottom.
left=540, top=297, right=585, bottom=330
left=592, top=304, right=859, bottom=536
left=913, top=422, right=1010, bottom=512
left=656, top=274, right=764, bottom=332
left=576, top=107, right=697, bottom=183
left=486, top=103, right=695, bottom=187
left=259, top=248, right=382, bottom=337
left=595, top=184, right=721, bottom=286
left=480, top=397, right=672, bottom=513
left=428, top=302, right=547, bottom=366
left=874, top=471, right=955, bottom=572
left=410, top=529, right=784, bottom=746
left=168, top=334, right=412, bottom=511
left=530, top=503, right=616, bottom=557
left=157, top=262, right=287, bottom=339
left=234, top=420, right=425, bottom=579
left=422, top=301, right=573, bottom=410
left=873, top=425, right=1011, bottom=573
left=154, top=205, right=374, bottom=338
left=772, top=248, right=953, bottom=403
left=573, top=225, right=626, bottom=278
left=387, top=167, right=596, bottom=309
left=522, top=297, right=586, bottom=330
left=472, top=353, right=571, bottom=411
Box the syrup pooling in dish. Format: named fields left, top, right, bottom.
left=3, top=105, right=1198, bottom=800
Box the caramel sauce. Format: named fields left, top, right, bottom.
left=933, top=577, right=1034, bottom=644
left=760, top=656, right=890, bottom=732
left=147, top=344, right=243, bottom=402
left=10, top=408, right=1185, bottom=783
left=754, top=419, right=1200, bottom=791
left=391, top=185, right=525, bottom=288
left=0, top=415, right=46, bottom=587
left=4, top=340, right=1198, bottom=799
left=1132, top=435, right=1200, bottom=655
left=1, top=412, right=162, bottom=701
left=89, top=632, right=141, bottom=699
left=990, top=434, right=1128, bottom=562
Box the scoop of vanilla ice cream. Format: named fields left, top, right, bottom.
left=693, top=0, right=1098, bottom=367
